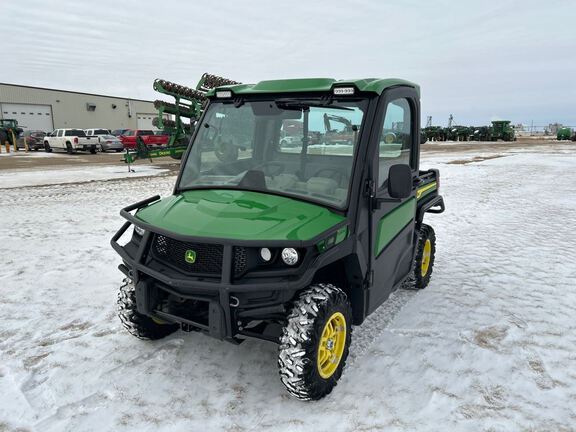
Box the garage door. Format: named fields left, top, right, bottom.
left=136, top=113, right=158, bottom=131
left=1, top=103, right=54, bottom=132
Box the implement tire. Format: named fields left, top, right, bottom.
left=117, top=279, right=178, bottom=340
left=278, top=284, right=352, bottom=400
left=404, top=224, right=436, bottom=290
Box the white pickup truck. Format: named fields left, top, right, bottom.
left=43, top=129, right=99, bottom=154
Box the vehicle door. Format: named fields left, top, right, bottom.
left=367, top=87, right=420, bottom=314
left=55, top=130, right=65, bottom=148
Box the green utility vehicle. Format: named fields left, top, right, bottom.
left=111, top=77, right=445, bottom=400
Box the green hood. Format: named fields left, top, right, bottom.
left=135, top=189, right=345, bottom=241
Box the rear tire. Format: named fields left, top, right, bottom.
left=0, top=130, right=7, bottom=147
left=66, top=142, right=73, bottom=154
left=278, top=284, right=352, bottom=400
left=404, top=224, right=436, bottom=290
left=89, top=146, right=97, bottom=154
left=117, top=279, right=178, bottom=340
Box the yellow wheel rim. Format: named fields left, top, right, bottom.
left=421, top=238, right=431, bottom=276
left=317, top=312, right=347, bottom=379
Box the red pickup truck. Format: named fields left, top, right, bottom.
left=120, top=129, right=169, bottom=149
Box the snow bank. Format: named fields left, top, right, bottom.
left=0, top=165, right=168, bottom=189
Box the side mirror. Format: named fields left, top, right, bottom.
left=388, top=164, right=412, bottom=199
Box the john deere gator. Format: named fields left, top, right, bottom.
left=112, top=77, right=445, bottom=400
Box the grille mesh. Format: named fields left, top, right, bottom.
left=233, top=247, right=247, bottom=276
left=152, top=235, right=223, bottom=275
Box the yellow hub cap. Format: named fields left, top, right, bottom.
left=317, top=312, right=347, bottom=379
left=421, top=238, right=431, bottom=276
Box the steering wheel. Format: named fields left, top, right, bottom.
left=214, top=136, right=239, bottom=163
left=312, top=167, right=348, bottom=186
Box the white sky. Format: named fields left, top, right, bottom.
left=2, top=0, right=575, bottom=127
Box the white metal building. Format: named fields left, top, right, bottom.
left=0, top=83, right=159, bottom=132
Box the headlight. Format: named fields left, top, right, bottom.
left=259, top=247, right=272, bottom=262
left=281, top=248, right=299, bottom=266
left=134, top=225, right=145, bottom=236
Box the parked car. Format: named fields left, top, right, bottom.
left=85, top=128, right=111, bottom=137
left=16, top=130, right=46, bottom=150
left=44, top=129, right=99, bottom=154
left=98, top=134, right=124, bottom=152
left=120, top=129, right=169, bottom=149
left=112, top=129, right=130, bottom=137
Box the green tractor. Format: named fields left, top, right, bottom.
left=556, top=127, right=572, bottom=141
left=490, top=120, right=516, bottom=141
left=0, top=119, right=23, bottom=149
left=111, top=77, right=445, bottom=400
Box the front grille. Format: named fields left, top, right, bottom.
left=152, top=235, right=223, bottom=275
left=233, top=247, right=247, bottom=276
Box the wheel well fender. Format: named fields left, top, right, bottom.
left=311, top=254, right=367, bottom=325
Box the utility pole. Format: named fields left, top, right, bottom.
left=448, top=114, right=453, bottom=128
left=426, top=116, right=432, bottom=128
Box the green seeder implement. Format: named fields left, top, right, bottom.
left=123, top=73, right=239, bottom=164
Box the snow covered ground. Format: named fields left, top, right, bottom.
left=0, top=165, right=168, bottom=189
left=1, top=142, right=576, bottom=431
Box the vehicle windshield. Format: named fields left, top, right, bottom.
left=94, top=129, right=109, bottom=135
left=178, top=98, right=368, bottom=208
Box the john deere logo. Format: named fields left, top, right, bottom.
left=184, top=249, right=196, bottom=264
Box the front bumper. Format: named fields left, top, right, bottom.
left=111, top=196, right=351, bottom=342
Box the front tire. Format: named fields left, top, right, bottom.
left=44, top=142, right=52, bottom=153
left=278, top=284, right=352, bottom=400
left=117, top=279, right=178, bottom=340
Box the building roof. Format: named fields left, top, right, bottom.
left=206, top=77, right=419, bottom=97
left=0, top=82, right=153, bottom=103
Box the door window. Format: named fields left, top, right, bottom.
left=378, top=98, right=412, bottom=186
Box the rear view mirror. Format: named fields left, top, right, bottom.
left=388, top=164, right=412, bottom=199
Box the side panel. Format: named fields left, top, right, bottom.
left=374, top=198, right=416, bottom=256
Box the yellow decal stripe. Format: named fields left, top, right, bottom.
left=416, top=182, right=437, bottom=199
